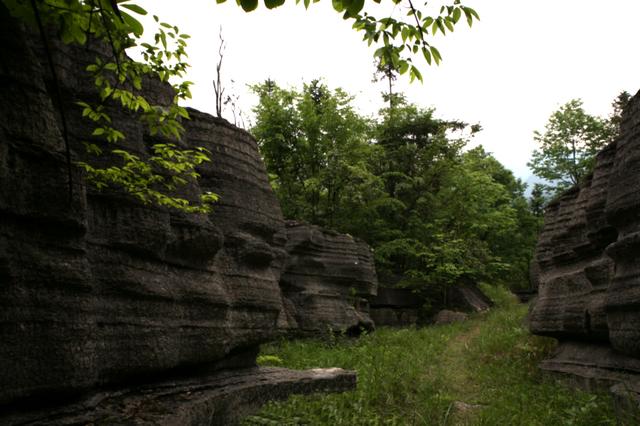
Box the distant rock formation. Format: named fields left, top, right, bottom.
left=0, top=8, right=365, bottom=423
left=369, top=287, right=420, bottom=327
left=447, top=283, right=493, bottom=313
left=529, top=90, right=640, bottom=407
left=370, top=284, right=491, bottom=327
left=280, top=221, right=377, bottom=335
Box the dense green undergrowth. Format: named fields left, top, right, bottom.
left=245, top=288, right=616, bottom=425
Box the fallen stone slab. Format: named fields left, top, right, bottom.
left=434, top=310, right=469, bottom=325
left=1, top=367, right=356, bottom=426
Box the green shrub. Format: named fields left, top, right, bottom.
left=478, top=282, right=518, bottom=308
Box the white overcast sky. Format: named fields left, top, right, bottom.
left=136, top=0, right=640, bottom=180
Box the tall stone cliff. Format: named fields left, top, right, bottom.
left=0, top=8, right=375, bottom=424
left=529, top=90, right=640, bottom=399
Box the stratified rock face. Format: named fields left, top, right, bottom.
left=529, top=90, right=640, bottom=390
left=0, top=9, right=292, bottom=409
left=0, top=9, right=361, bottom=420
left=605, top=93, right=640, bottom=358
left=280, top=221, right=378, bottom=334
left=529, top=141, right=618, bottom=341
left=538, top=342, right=640, bottom=389
left=2, top=367, right=356, bottom=426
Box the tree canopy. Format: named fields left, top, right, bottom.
left=527, top=99, right=616, bottom=194
left=252, top=80, right=540, bottom=302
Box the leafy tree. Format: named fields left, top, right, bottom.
left=529, top=183, right=546, bottom=217
left=426, top=147, right=537, bottom=290
left=527, top=99, right=615, bottom=194
left=609, top=90, right=631, bottom=133
left=368, top=96, right=535, bottom=291
left=252, top=79, right=375, bottom=226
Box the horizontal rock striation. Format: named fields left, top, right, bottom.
left=529, top=90, right=640, bottom=397
left=0, top=8, right=364, bottom=423
left=605, top=91, right=640, bottom=359
left=280, top=221, right=378, bottom=335
left=2, top=367, right=356, bottom=426
left=529, top=141, right=618, bottom=341
left=0, top=24, right=287, bottom=406
left=538, top=342, right=640, bottom=389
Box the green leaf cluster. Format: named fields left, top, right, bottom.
left=252, top=79, right=377, bottom=226
left=218, top=0, right=479, bottom=82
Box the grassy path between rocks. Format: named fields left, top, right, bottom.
left=433, top=322, right=483, bottom=425
left=245, top=287, right=617, bottom=425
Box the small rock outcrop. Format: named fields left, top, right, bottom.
left=434, top=310, right=468, bottom=325
left=280, top=221, right=377, bottom=335
left=529, top=90, right=640, bottom=403
left=447, top=283, right=493, bottom=313
left=0, top=8, right=362, bottom=423
left=369, top=287, right=421, bottom=327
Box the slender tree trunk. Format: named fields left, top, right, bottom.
left=388, top=73, right=393, bottom=112
left=571, top=138, right=578, bottom=184
left=212, top=26, right=225, bottom=118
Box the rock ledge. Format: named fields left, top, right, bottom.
left=3, top=367, right=356, bottom=426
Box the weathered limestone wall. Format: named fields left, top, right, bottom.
left=604, top=91, right=640, bottom=359
left=0, top=8, right=364, bottom=423
left=529, top=90, right=640, bottom=393
left=0, top=18, right=288, bottom=406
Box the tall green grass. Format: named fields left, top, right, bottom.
left=245, top=287, right=616, bottom=425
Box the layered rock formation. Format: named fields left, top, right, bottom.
left=0, top=8, right=363, bottom=423
left=3, top=367, right=355, bottom=425
left=370, top=284, right=491, bottom=327
left=280, top=221, right=378, bottom=335
left=529, top=90, right=640, bottom=401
